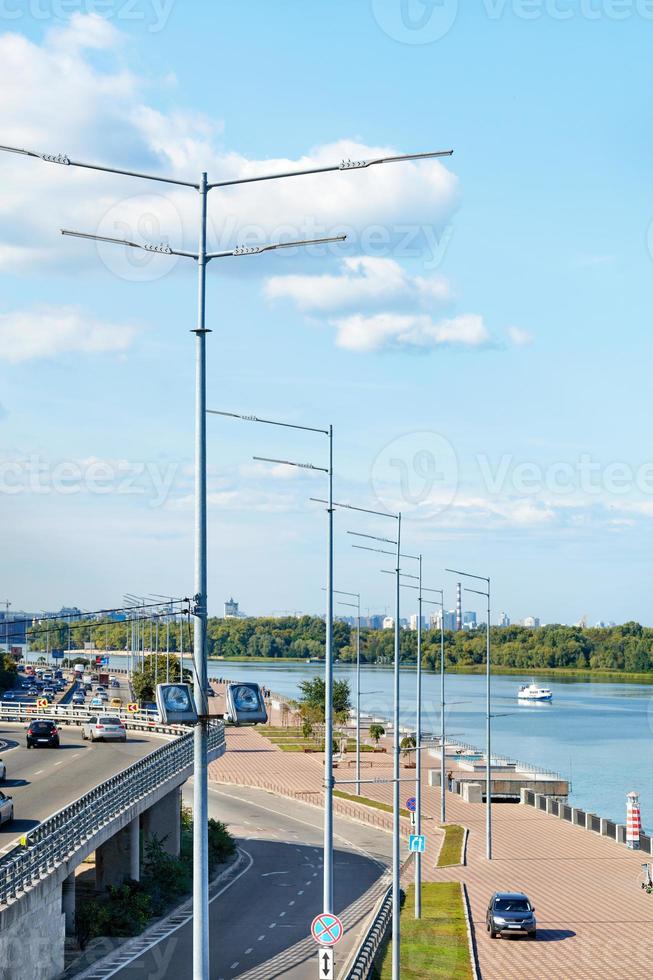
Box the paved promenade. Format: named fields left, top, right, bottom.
left=209, top=714, right=653, bottom=980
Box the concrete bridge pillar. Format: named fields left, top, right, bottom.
left=61, top=871, right=76, bottom=936
left=96, top=820, right=138, bottom=892
left=142, top=786, right=181, bottom=857
left=129, top=815, right=140, bottom=882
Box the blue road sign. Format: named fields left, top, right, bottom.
left=51, top=650, right=64, bottom=660
left=101, top=657, right=110, bottom=665
left=311, top=912, right=343, bottom=947
left=409, top=835, right=426, bottom=853
left=406, top=797, right=416, bottom=812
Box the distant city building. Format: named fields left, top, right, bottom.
left=367, top=614, right=385, bottom=630
left=382, top=616, right=394, bottom=630
left=409, top=614, right=427, bottom=631
left=432, top=608, right=457, bottom=631
left=463, top=611, right=477, bottom=629
left=456, top=582, right=462, bottom=631
left=497, top=611, right=510, bottom=627
left=224, top=597, right=247, bottom=619
left=522, top=616, right=541, bottom=628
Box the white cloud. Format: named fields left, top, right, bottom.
left=508, top=326, right=533, bottom=346
left=0, top=305, right=137, bottom=362
left=0, top=17, right=458, bottom=275
left=331, top=312, right=490, bottom=353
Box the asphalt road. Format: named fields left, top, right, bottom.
left=0, top=716, right=161, bottom=852
left=87, top=784, right=392, bottom=980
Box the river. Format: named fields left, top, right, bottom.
left=107, top=654, right=653, bottom=832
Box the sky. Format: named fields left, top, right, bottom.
left=1, top=0, right=653, bottom=625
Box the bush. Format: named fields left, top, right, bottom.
left=208, top=819, right=236, bottom=871
left=76, top=882, right=151, bottom=948
left=142, top=835, right=191, bottom=915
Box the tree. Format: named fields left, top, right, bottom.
left=400, top=734, right=416, bottom=764
left=297, top=678, right=351, bottom=722
left=369, top=723, right=385, bottom=745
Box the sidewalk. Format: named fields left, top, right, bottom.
left=210, top=722, right=653, bottom=980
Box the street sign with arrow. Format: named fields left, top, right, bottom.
left=318, top=947, right=334, bottom=979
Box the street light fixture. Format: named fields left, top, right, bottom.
left=446, top=568, right=492, bottom=860
left=210, top=410, right=336, bottom=916
left=2, top=137, right=453, bottom=978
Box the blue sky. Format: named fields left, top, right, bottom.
left=1, top=1, right=652, bottom=624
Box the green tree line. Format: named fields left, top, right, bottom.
left=21, top=615, right=653, bottom=675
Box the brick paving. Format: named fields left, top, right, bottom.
left=209, top=689, right=653, bottom=979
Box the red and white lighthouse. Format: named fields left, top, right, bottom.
left=626, top=791, right=642, bottom=850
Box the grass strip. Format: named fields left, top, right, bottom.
left=437, top=824, right=465, bottom=867
left=333, top=789, right=410, bottom=818
left=375, top=883, right=473, bottom=980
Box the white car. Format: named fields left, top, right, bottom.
left=0, top=791, right=13, bottom=825
left=0, top=758, right=6, bottom=781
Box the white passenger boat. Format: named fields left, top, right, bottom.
left=517, top=680, right=553, bottom=702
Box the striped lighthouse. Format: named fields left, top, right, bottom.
left=626, top=791, right=642, bottom=850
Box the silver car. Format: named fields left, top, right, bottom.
left=0, top=791, right=13, bottom=826
left=81, top=715, right=127, bottom=743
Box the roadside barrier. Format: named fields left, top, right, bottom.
left=0, top=721, right=225, bottom=907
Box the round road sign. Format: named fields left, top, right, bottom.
left=311, top=912, right=343, bottom=947
left=406, top=797, right=416, bottom=812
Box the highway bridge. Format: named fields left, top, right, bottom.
left=0, top=690, right=226, bottom=980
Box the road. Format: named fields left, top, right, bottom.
left=0, top=718, right=162, bottom=852
left=81, top=784, right=392, bottom=980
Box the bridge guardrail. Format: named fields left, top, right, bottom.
left=0, top=720, right=225, bottom=907
left=0, top=701, right=185, bottom=737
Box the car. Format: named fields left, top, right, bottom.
left=486, top=892, right=537, bottom=939
left=0, top=791, right=13, bottom=825
left=89, top=696, right=104, bottom=708
left=81, top=716, right=127, bottom=743
left=98, top=692, right=109, bottom=702
left=26, top=720, right=60, bottom=749
left=43, top=686, right=55, bottom=698
left=110, top=679, right=120, bottom=688
left=95, top=685, right=106, bottom=693
left=27, top=686, right=38, bottom=696
left=110, top=697, right=122, bottom=709
left=72, top=692, right=86, bottom=705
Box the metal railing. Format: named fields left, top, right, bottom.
left=0, top=700, right=185, bottom=736
left=0, top=721, right=225, bottom=907
left=345, top=884, right=395, bottom=980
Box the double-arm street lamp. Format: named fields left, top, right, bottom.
left=1, top=138, right=452, bottom=977
left=446, top=568, right=492, bottom=860
left=209, top=410, right=336, bottom=915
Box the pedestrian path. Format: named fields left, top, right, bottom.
left=210, top=723, right=653, bottom=979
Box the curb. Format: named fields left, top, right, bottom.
left=461, top=881, right=482, bottom=980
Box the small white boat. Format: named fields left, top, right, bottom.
left=517, top=680, right=553, bottom=702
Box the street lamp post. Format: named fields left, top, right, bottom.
left=209, top=410, right=336, bottom=914
left=329, top=508, right=401, bottom=980
left=1, top=138, right=452, bottom=977
left=446, top=568, right=492, bottom=860
left=333, top=591, right=362, bottom=796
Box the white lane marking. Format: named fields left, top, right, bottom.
left=261, top=871, right=288, bottom=877
left=269, top=922, right=276, bottom=929
left=79, top=849, right=255, bottom=978
left=288, top=900, right=295, bottom=906
left=297, top=890, right=304, bottom=896
left=244, top=947, right=253, bottom=955
left=230, top=964, right=239, bottom=971
left=279, top=911, right=286, bottom=917
left=54, top=761, right=62, bottom=766
left=257, top=934, right=265, bottom=941
left=33, top=770, right=43, bottom=775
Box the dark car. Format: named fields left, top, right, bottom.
left=486, top=892, right=536, bottom=939
left=26, top=720, right=60, bottom=749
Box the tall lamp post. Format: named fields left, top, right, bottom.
left=332, top=590, right=362, bottom=796
left=209, top=410, right=335, bottom=914
left=446, top=568, right=492, bottom=859
left=323, top=505, right=401, bottom=980
left=0, top=139, right=452, bottom=977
